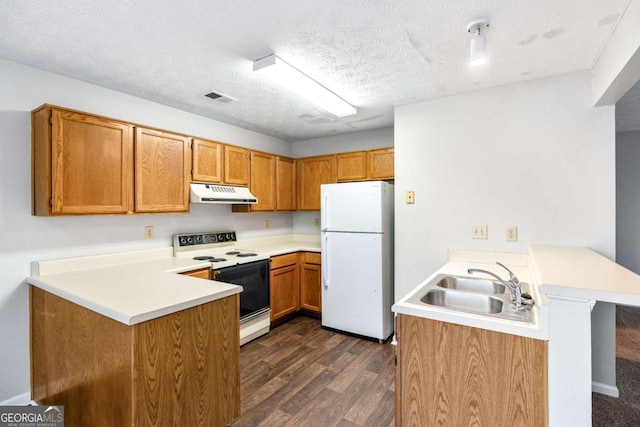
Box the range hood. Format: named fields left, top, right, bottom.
left=190, top=183, right=258, bottom=204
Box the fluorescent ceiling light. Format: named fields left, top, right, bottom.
left=253, top=54, right=357, bottom=117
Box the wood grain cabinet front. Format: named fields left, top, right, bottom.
left=30, top=287, right=241, bottom=427
left=276, top=156, right=296, bottom=211
left=297, top=155, right=336, bottom=211
left=368, top=147, right=394, bottom=180
left=336, top=148, right=394, bottom=183
left=134, top=127, right=190, bottom=213
left=269, top=253, right=300, bottom=323
left=180, top=267, right=211, bottom=279
left=224, top=145, right=250, bottom=186
left=248, top=151, right=277, bottom=211
left=300, top=252, right=322, bottom=314
left=337, top=151, right=368, bottom=182
left=192, top=138, right=223, bottom=183
left=395, top=314, right=548, bottom=427
left=32, top=106, right=134, bottom=215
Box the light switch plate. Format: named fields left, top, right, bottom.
left=472, top=225, right=488, bottom=239
left=145, top=226, right=154, bottom=240
left=405, top=191, right=415, bottom=204
left=506, top=226, right=518, bottom=242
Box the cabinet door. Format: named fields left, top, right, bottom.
left=368, top=148, right=394, bottom=180
left=224, top=145, right=250, bottom=186
left=300, top=257, right=321, bottom=314
left=270, top=264, right=300, bottom=322
left=276, top=156, right=296, bottom=211
left=51, top=109, right=134, bottom=214
left=192, top=138, right=222, bottom=183
left=135, top=127, right=190, bottom=213
left=337, top=151, right=367, bottom=182
left=250, top=151, right=276, bottom=211
left=297, top=155, right=336, bottom=211
left=180, top=268, right=211, bottom=279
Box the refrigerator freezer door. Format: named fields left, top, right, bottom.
left=321, top=182, right=385, bottom=233
left=321, top=231, right=392, bottom=340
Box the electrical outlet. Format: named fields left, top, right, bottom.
left=144, top=226, right=154, bottom=240
left=264, top=219, right=270, bottom=229
left=405, top=191, right=415, bottom=204
left=472, top=225, right=488, bottom=239
left=506, top=226, right=518, bottom=242
left=314, top=218, right=320, bottom=227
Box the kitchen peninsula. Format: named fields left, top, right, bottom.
left=26, top=235, right=321, bottom=427
left=28, top=249, right=242, bottom=427
left=393, top=245, right=640, bottom=427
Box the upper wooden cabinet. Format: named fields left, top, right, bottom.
left=249, top=151, right=276, bottom=211
left=32, top=106, right=134, bottom=216
left=192, top=138, right=223, bottom=183
left=224, top=145, right=250, bottom=186
left=337, top=151, right=368, bottom=182
left=368, top=147, right=394, bottom=180
left=134, top=127, right=190, bottom=213
left=276, top=156, right=296, bottom=211
left=336, top=148, right=395, bottom=182
left=297, top=155, right=336, bottom=211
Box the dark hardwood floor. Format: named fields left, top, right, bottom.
left=232, top=316, right=396, bottom=427
left=234, top=308, right=639, bottom=426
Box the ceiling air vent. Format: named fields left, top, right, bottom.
left=204, top=90, right=238, bottom=104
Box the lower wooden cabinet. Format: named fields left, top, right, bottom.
left=269, top=251, right=321, bottom=320
left=180, top=267, right=211, bottom=279
left=395, top=314, right=548, bottom=427
left=300, top=252, right=321, bottom=314
left=270, top=253, right=300, bottom=322
left=30, top=287, right=240, bottom=427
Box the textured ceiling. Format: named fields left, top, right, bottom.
left=0, top=0, right=633, bottom=141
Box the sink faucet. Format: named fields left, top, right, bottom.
left=467, top=262, right=525, bottom=309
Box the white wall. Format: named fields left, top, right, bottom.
left=616, top=130, right=640, bottom=273
left=394, top=70, right=617, bottom=391
left=0, top=59, right=294, bottom=402
left=394, top=70, right=615, bottom=300
left=291, top=126, right=393, bottom=158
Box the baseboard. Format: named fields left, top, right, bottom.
left=0, top=391, right=31, bottom=405
left=592, top=381, right=619, bottom=398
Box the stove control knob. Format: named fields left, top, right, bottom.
left=225, top=233, right=232, bottom=240
left=196, top=235, right=202, bottom=243
left=217, top=233, right=225, bottom=241
left=187, top=237, right=193, bottom=245
left=179, top=237, right=187, bottom=246
left=231, top=232, right=236, bottom=241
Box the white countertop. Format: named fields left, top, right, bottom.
left=392, top=259, right=548, bottom=340
left=530, top=244, right=640, bottom=306
left=27, top=234, right=321, bottom=326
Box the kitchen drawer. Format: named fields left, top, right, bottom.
left=304, top=252, right=321, bottom=265
left=271, top=253, right=298, bottom=269
left=180, top=268, right=211, bottom=279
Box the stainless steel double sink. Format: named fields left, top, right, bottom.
left=407, top=274, right=534, bottom=323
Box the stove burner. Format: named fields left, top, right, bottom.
left=226, top=251, right=240, bottom=255
left=237, top=253, right=258, bottom=257
left=193, top=256, right=227, bottom=262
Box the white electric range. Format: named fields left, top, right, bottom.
left=174, top=231, right=271, bottom=345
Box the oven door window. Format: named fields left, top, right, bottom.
left=214, top=259, right=270, bottom=319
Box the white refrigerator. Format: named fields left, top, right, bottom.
left=320, top=181, right=394, bottom=342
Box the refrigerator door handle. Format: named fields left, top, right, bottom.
left=321, top=194, right=328, bottom=231
left=323, top=234, right=329, bottom=288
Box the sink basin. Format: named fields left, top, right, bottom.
left=405, top=274, right=535, bottom=324
left=421, top=290, right=503, bottom=315
left=435, top=276, right=506, bottom=294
